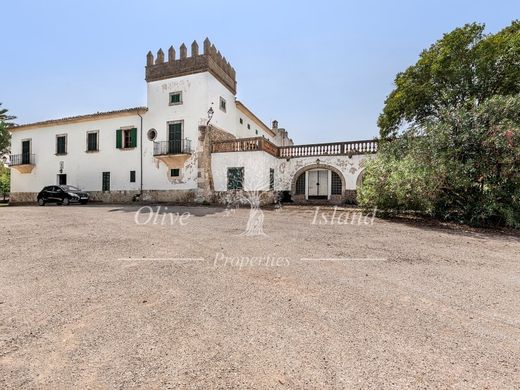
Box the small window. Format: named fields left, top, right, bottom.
left=295, top=174, right=306, bottom=195
left=270, top=169, right=274, bottom=190
left=219, top=96, right=226, bottom=112
left=331, top=171, right=342, bottom=195
left=227, top=167, right=244, bottom=190
left=130, top=170, right=136, bottom=183
left=171, top=168, right=180, bottom=177
left=102, top=172, right=110, bottom=192
left=169, top=92, right=182, bottom=105
left=247, top=124, right=251, bottom=130
left=56, top=135, right=67, bottom=155
left=255, top=130, right=258, bottom=135
left=239, top=118, right=243, bottom=125
left=87, top=131, right=99, bottom=152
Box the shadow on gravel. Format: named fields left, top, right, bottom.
left=105, top=204, right=226, bottom=217
left=384, top=215, right=520, bottom=242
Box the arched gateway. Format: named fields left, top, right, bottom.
left=291, top=164, right=346, bottom=202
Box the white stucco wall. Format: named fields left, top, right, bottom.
left=211, top=151, right=373, bottom=193
left=9, top=71, right=256, bottom=194
left=142, top=71, right=254, bottom=191
left=10, top=114, right=142, bottom=193
left=9, top=66, right=370, bottom=199
left=211, top=151, right=279, bottom=191
left=234, top=111, right=276, bottom=143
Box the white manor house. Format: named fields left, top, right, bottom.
left=8, top=39, right=378, bottom=205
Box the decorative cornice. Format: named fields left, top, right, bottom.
left=10, top=107, right=148, bottom=131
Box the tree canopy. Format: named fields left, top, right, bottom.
left=360, top=21, right=520, bottom=228
left=378, top=21, right=520, bottom=138
left=0, top=103, right=16, bottom=155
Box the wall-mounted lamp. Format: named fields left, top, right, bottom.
left=207, top=107, right=214, bottom=125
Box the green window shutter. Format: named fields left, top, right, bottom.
left=130, top=128, right=138, bottom=148
left=116, top=129, right=122, bottom=148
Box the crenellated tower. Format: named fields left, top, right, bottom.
left=145, top=38, right=237, bottom=94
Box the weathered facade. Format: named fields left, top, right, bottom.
left=8, top=39, right=377, bottom=205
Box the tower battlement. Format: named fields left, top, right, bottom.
left=145, top=38, right=237, bottom=94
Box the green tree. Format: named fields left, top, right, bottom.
left=360, top=95, right=520, bottom=227
left=361, top=21, right=520, bottom=228
left=0, top=166, right=10, bottom=201
left=0, top=103, right=16, bottom=155
left=378, top=21, right=520, bottom=138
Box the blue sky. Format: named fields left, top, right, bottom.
left=1, top=0, right=517, bottom=143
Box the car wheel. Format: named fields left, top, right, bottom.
left=38, top=198, right=45, bottom=206
left=62, top=198, right=70, bottom=206
left=80, top=200, right=88, bottom=205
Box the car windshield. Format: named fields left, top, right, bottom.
left=59, top=185, right=81, bottom=191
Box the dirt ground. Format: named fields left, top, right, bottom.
left=1, top=204, right=519, bottom=389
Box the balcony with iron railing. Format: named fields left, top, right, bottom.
left=153, top=139, right=192, bottom=156
left=8, top=153, right=36, bottom=173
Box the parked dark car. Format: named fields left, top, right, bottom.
left=37, top=185, right=89, bottom=206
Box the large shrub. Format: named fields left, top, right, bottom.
left=364, top=21, right=520, bottom=228
left=359, top=96, right=520, bottom=227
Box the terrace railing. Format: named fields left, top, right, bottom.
left=279, top=139, right=378, bottom=158
left=211, top=137, right=378, bottom=158
left=212, top=137, right=280, bottom=157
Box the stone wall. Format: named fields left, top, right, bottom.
left=10, top=190, right=197, bottom=205
left=9, top=192, right=38, bottom=204
left=89, top=190, right=197, bottom=203
left=196, top=125, right=236, bottom=203
left=214, top=190, right=278, bottom=207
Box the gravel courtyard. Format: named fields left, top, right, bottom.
left=1, top=204, right=519, bottom=389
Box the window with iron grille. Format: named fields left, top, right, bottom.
left=227, top=167, right=244, bottom=190
left=56, top=135, right=67, bottom=155
left=171, top=168, right=180, bottom=177
left=102, top=172, right=110, bottom=192
left=295, top=173, right=306, bottom=195
left=130, top=170, right=136, bottom=183
left=269, top=169, right=274, bottom=190
left=331, top=171, right=342, bottom=195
